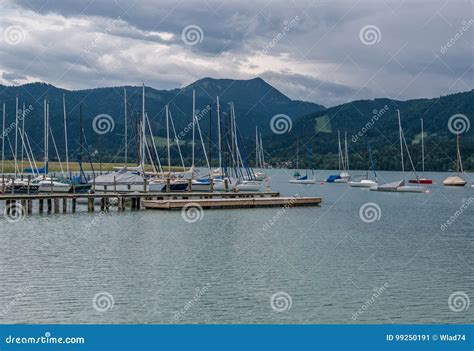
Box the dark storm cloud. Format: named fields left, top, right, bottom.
left=2, top=0, right=473, bottom=106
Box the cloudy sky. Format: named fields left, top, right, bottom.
left=0, top=0, right=472, bottom=106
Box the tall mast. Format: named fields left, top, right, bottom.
left=124, top=88, right=128, bottom=166
left=79, top=104, right=83, bottom=182
left=260, top=133, right=265, bottom=168
left=14, top=96, right=18, bottom=178
left=21, top=103, right=25, bottom=172
left=255, top=126, right=259, bottom=168
left=456, top=132, right=461, bottom=175
left=337, top=131, right=342, bottom=171
left=397, top=109, right=405, bottom=174
left=141, top=83, right=146, bottom=175
left=208, top=103, right=212, bottom=172
left=296, top=136, right=299, bottom=170
left=192, top=89, right=195, bottom=171
left=216, top=96, right=222, bottom=172
left=43, top=99, right=47, bottom=176
left=166, top=104, right=170, bottom=172
left=420, top=118, right=424, bottom=176
left=63, top=94, right=69, bottom=175
left=1, top=103, right=5, bottom=174
left=345, top=131, right=349, bottom=171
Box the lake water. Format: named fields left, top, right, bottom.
left=0, top=169, right=472, bottom=324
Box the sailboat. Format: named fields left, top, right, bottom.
left=442, top=130, right=467, bottom=187
left=289, top=138, right=316, bottom=184
left=349, top=141, right=378, bottom=188
left=409, top=118, right=432, bottom=184
left=371, top=110, right=426, bottom=193
left=327, top=131, right=350, bottom=183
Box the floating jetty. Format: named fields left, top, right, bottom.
left=143, top=195, right=321, bottom=210
left=0, top=191, right=321, bottom=216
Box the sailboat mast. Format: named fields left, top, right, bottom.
left=420, top=118, right=424, bottom=176
left=456, top=132, right=460, bottom=175
left=166, top=104, right=170, bottom=172
left=1, top=102, right=4, bottom=174
left=260, top=133, right=265, bottom=168
left=255, top=126, right=259, bottom=168
left=124, top=88, right=128, bottom=166
left=14, top=96, right=18, bottom=178
left=63, top=94, right=69, bottom=175
left=43, top=99, right=47, bottom=177
left=21, top=103, right=25, bottom=172
left=192, top=90, right=195, bottom=171
left=345, top=131, right=349, bottom=171
left=141, top=84, right=146, bottom=175
left=208, top=103, right=212, bottom=171
left=337, top=131, right=342, bottom=171
left=296, top=136, right=299, bottom=170
left=216, top=96, right=222, bottom=172
left=397, top=109, right=405, bottom=174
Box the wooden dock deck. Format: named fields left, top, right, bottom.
left=143, top=196, right=322, bottom=210
left=0, top=191, right=285, bottom=216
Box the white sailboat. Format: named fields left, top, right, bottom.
left=334, top=131, right=350, bottom=183
left=371, top=110, right=426, bottom=193
left=350, top=141, right=378, bottom=188
left=442, top=130, right=467, bottom=187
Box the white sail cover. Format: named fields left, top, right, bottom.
left=91, top=167, right=144, bottom=185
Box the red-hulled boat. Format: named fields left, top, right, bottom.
left=408, top=178, right=432, bottom=184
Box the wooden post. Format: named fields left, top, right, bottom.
left=11, top=177, right=14, bottom=194
left=50, top=177, right=53, bottom=195
left=27, top=199, right=32, bottom=214
left=21, top=199, right=26, bottom=213
left=188, top=179, right=192, bottom=192
left=72, top=197, right=76, bottom=213
left=118, top=196, right=124, bottom=211
left=136, top=197, right=140, bottom=210
left=27, top=176, right=31, bottom=195
left=210, top=178, right=214, bottom=192
left=88, top=197, right=94, bottom=212
left=224, top=178, right=229, bottom=191
left=100, top=197, right=105, bottom=211
left=62, top=198, right=67, bottom=213
left=1, top=174, right=4, bottom=193
left=47, top=198, right=52, bottom=213
left=5, top=200, right=11, bottom=215
left=54, top=198, right=60, bottom=213
left=113, top=176, right=117, bottom=193
left=166, top=178, right=170, bottom=193
left=39, top=199, right=44, bottom=214
left=144, top=178, right=147, bottom=193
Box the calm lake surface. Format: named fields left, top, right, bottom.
left=0, top=169, right=473, bottom=324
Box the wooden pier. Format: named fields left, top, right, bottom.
left=0, top=191, right=291, bottom=216
left=143, top=196, right=322, bottom=210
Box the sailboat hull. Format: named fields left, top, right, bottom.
left=289, top=179, right=316, bottom=184
left=408, top=179, right=432, bottom=184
